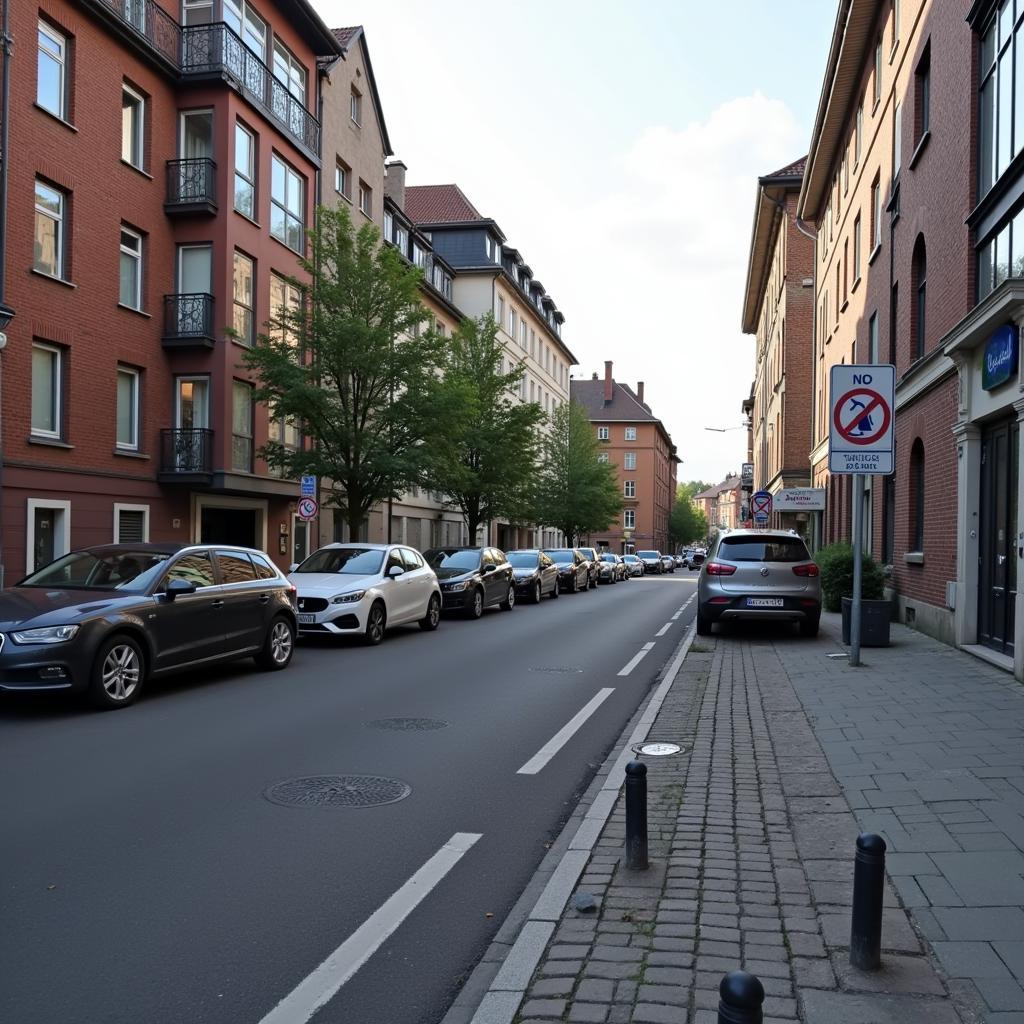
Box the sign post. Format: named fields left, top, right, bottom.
left=829, top=365, right=895, bottom=666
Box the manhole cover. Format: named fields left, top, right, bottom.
left=632, top=741, right=687, bottom=757
left=365, top=718, right=449, bottom=731
left=264, top=775, right=411, bottom=808
left=529, top=666, right=584, bottom=674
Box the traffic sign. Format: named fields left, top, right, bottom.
left=829, top=364, right=895, bottom=474
left=300, top=475, right=317, bottom=498
left=297, top=497, right=318, bottom=521
left=751, top=490, right=772, bottom=524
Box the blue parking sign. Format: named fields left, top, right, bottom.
left=300, top=475, right=316, bottom=497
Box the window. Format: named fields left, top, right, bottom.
left=843, top=239, right=849, bottom=300
left=335, top=160, right=351, bottom=199
left=916, top=47, right=931, bottom=145
left=232, top=250, right=254, bottom=345
left=121, top=85, right=144, bottom=168
left=234, top=122, right=255, bottom=218
left=383, top=210, right=394, bottom=242
left=598, top=452, right=609, bottom=464
left=217, top=550, right=257, bottom=584
left=272, top=40, right=306, bottom=103
left=868, top=311, right=879, bottom=364
left=271, top=154, right=304, bottom=252
left=893, top=101, right=903, bottom=180
left=358, top=180, right=371, bottom=217
left=412, top=242, right=426, bottom=268
left=270, top=272, right=301, bottom=345
left=520, top=320, right=528, bottom=348
left=165, top=552, right=215, bottom=589
left=497, top=295, right=505, bottom=325
left=871, top=175, right=881, bottom=251
left=625, top=427, right=637, bottom=441
left=27, top=499, right=71, bottom=574
left=37, top=21, right=67, bottom=119
left=119, top=227, right=142, bottom=309
left=509, top=308, right=517, bottom=336
left=892, top=0, right=900, bottom=49
left=624, top=452, right=637, bottom=470
left=222, top=0, right=265, bottom=59
left=913, top=235, right=927, bottom=360
left=853, top=214, right=861, bottom=282
left=34, top=179, right=65, bottom=279
left=624, top=480, right=636, bottom=498
left=114, top=504, right=149, bottom=543
left=597, top=426, right=610, bottom=440
left=623, top=509, right=636, bottom=529
left=909, top=439, right=925, bottom=551
left=855, top=103, right=863, bottom=165
left=116, top=367, right=140, bottom=450
left=350, top=86, right=362, bottom=125
left=232, top=381, right=253, bottom=472
left=873, top=36, right=882, bottom=107
left=31, top=342, right=62, bottom=438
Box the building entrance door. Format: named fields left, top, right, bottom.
left=200, top=507, right=259, bottom=549
left=978, top=417, right=1019, bottom=655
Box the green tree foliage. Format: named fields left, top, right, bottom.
left=534, top=400, right=623, bottom=544
left=425, top=315, right=545, bottom=541
left=677, top=480, right=712, bottom=502
left=242, top=204, right=445, bottom=540
left=668, top=499, right=708, bottom=549
left=815, top=542, right=885, bottom=612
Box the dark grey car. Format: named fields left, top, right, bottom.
left=507, top=549, right=560, bottom=603
left=0, top=544, right=297, bottom=709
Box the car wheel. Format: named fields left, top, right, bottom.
left=570, top=574, right=579, bottom=594
left=364, top=601, right=387, bottom=645
left=800, top=616, right=820, bottom=638
left=466, top=588, right=484, bottom=619
left=255, top=615, right=295, bottom=670
left=419, top=594, right=441, bottom=632
left=696, top=607, right=712, bottom=636
left=549, top=581, right=559, bottom=599
left=89, top=634, right=145, bottom=710
left=500, top=585, right=516, bottom=611
left=532, top=581, right=542, bottom=604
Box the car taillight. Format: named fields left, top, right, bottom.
left=792, top=563, right=820, bottom=577
left=705, top=562, right=736, bottom=576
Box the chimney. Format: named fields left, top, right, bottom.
left=385, top=160, right=407, bottom=208
left=604, top=361, right=613, bottom=405
left=637, top=382, right=645, bottom=406
left=591, top=371, right=598, bottom=380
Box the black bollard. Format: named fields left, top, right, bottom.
left=718, top=970, right=764, bottom=1024
left=624, top=760, right=648, bottom=870
left=850, top=832, right=887, bottom=971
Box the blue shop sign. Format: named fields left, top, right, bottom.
left=982, top=324, right=1019, bottom=391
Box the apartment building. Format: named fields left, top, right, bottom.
left=8, top=0, right=340, bottom=580
left=693, top=477, right=742, bottom=535
left=740, top=157, right=817, bottom=540
left=571, top=363, right=680, bottom=555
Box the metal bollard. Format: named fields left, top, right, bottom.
left=624, top=760, right=648, bottom=870
left=718, top=970, right=764, bottom=1024
left=850, top=832, right=887, bottom=971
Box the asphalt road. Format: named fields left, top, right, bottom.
left=0, top=572, right=697, bottom=1024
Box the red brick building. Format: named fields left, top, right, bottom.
left=4, top=0, right=340, bottom=581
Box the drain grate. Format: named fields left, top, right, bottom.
left=264, top=775, right=411, bottom=808
left=365, top=717, right=449, bottom=731
left=529, top=666, right=584, bottom=674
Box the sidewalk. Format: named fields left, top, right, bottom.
left=455, top=613, right=1024, bottom=1024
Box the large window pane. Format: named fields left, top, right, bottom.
left=998, top=48, right=1013, bottom=178
left=233, top=251, right=254, bottom=344
left=234, top=123, right=255, bottom=218
left=32, top=345, right=60, bottom=436
left=122, top=87, right=144, bottom=167
left=34, top=180, right=63, bottom=277
left=116, top=368, right=139, bottom=449
left=119, top=228, right=141, bottom=308
left=232, top=381, right=253, bottom=471
left=37, top=22, right=65, bottom=118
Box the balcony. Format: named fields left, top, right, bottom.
left=181, top=23, right=320, bottom=159
left=159, top=428, right=213, bottom=482
left=165, top=158, right=217, bottom=215
left=87, top=0, right=180, bottom=71
left=163, top=293, right=215, bottom=349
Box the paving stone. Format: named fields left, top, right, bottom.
left=520, top=998, right=567, bottom=1017
left=632, top=1005, right=683, bottom=1023
left=975, top=976, right=1024, bottom=1011
left=798, top=989, right=962, bottom=1024
left=529, top=977, right=575, bottom=997
left=636, top=984, right=690, bottom=1006
left=831, top=954, right=946, bottom=995
left=574, top=979, right=614, bottom=1002
left=932, top=941, right=1014, bottom=979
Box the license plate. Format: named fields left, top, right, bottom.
left=746, top=598, right=783, bottom=608
left=298, top=613, right=316, bottom=624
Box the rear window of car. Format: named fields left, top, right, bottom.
left=719, top=537, right=810, bottom=563
left=250, top=552, right=279, bottom=580
left=544, top=549, right=576, bottom=561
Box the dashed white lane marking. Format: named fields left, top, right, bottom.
left=517, top=688, right=616, bottom=775
left=671, top=594, right=696, bottom=620
left=617, top=641, right=656, bottom=677
left=258, top=832, right=483, bottom=1024
left=655, top=622, right=673, bottom=637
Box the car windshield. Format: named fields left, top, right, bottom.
left=19, top=550, right=172, bottom=590
left=719, top=537, right=810, bottom=563
left=544, top=549, right=575, bottom=562
left=601, top=554, right=617, bottom=562
left=295, top=547, right=384, bottom=574
left=624, top=555, right=638, bottom=562
left=424, top=549, right=481, bottom=570
left=507, top=552, right=538, bottom=568
left=637, top=551, right=658, bottom=559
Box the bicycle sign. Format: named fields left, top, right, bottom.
left=829, top=365, right=895, bottom=475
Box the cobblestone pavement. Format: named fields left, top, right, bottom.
left=487, top=613, right=1024, bottom=1024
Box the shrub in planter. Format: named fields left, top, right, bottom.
left=814, top=542, right=885, bottom=613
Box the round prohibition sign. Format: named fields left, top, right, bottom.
left=833, top=387, right=891, bottom=446
left=297, top=496, right=318, bottom=520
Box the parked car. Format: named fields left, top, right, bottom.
left=598, top=552, right=628, bottom=583
left=674, top=553, right=686, bottom=569
left=660, top=554, right=676, bottom=573
left=0, top=543, right=297, bottom=710
left=686, top=550, right=706, bottom=570
left=637, top=550, right=663, bottom=574
left=543, top=548, right=591, bottom=593
left=507, top=549, right=560, bottom=603
left=696, top=528, right=821, bottom=637
left=622, top=554, right=645, bottom=577
left=423, top=546, right=515, bottom=618
left=290, top=543, right=441, bottom=645
left=576, top=546, right=601, bottom=589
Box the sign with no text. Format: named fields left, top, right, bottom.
left=751, top=490, right=773, bottom=523
left=297, top=497, right=318, bottom=521
left=829, top=365, right=895, bottom=475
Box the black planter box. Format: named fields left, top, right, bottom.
left=841, top=597, right=892, bottom=647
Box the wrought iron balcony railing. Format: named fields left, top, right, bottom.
left=91, top=0, right=181, bottom=67
left=165, top=158, right=217, bottom=213
left=160, top=428, right=213, bottom=476
left=162, top=293, right=215, bottom=348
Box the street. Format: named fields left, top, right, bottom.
left=1, top=574, right=696, bottom=1024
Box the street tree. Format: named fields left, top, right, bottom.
left=242, top=204, right=445, bottom=540
left=677, top=479, right=712, bottom=502
left=534, top=399, right=622, bottom=544
left=425, top=314, right=545, bottom=541
left=668, top=497, right=708, bottom=549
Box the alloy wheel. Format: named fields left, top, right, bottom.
left=102, top=643, right=141, bottom=702
left=367, top=605, right=386, bottom=643
left=269, top=620, right=293, bottom=665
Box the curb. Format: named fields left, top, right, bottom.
left=440, top=623, right=697, bottom=1024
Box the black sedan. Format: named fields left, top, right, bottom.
left=507, top=549, right=560, bottom=603
left=542, top=548, right=591, bottom=593
left=423, top=547, right=515, bottom=618
left=0, top=543, right=297, bottom=710
left=598, top=552, right=628, bottom=583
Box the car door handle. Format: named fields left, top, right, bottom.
left=211, top=599, right=224, bottom=609
left=258, top=593, right=271, bottom=604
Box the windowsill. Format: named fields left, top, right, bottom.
left=904, top=551, right=925, bottom=565
left=233, top=209, right=261, bottom=229
left=336, top=190, right=353, bottom=205
left=30, top=269, right=76, bottom=289
left=351, top=119, right=361, bottom=128
left=28, top=435, right=74, bottom=449
left=908, top=130, right=931, bottom=170
left=230, top=337, right=255, bottom=350
left=851, top=274, right=862, bottom=293
left=114, top=448, right=149, bottom=459
left=121, top=159, right=153, bottom=181
left=359, top=208, right=372, bottom=220
left=269, top=233, right=304, bottom=258
left=117, top=303, right=151, bottom=319
left=34, top=103, right=77, bottom=132
left=868, top=243, right=882, bottom=266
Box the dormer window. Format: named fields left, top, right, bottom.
left=412, top=243, right=427, bottom=268
left=396, top=225, right=408, bottom=255
left=383, top=211, right=394, bottom=244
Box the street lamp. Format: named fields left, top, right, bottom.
left=704, top=423, right=750, bottom=433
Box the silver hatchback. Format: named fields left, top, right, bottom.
left=696, top=529, right=821, bottom=637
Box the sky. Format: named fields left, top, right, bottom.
left=317, top=0, right=837, bottom=484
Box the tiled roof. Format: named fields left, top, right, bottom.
left=695, top=477, right=741, bottom=500
left=764, top=155, right=807, bottom=179
left=331, top=26, right=360, bottom=49
left=405, top=184, right=484, bottom=224
left=570, top=379, right=659, bottom=423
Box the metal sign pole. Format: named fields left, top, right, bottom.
left=851, top=474, right=863, bottom=667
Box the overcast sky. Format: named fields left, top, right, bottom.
left=317, top=0, right=836, bottom=483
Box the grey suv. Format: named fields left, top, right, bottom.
left=696, top=529, right=821, bottom=637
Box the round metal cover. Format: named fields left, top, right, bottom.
left=760, top=567, right=770, bottom=577
left=264, top=775, right=411, bottom=808
left=365, top=717, right=449, bottom=731
left=634, top=741, right=684, bottom=757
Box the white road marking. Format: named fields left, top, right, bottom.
left=617, top=641, right=656, bottom=677
left=517, top=688, right=616, bottom=775
left=257, top=832, right=483, bottom=1024
left=655, top=622, right=673, bottom=637
left=671, top=594, right=696, bottom=620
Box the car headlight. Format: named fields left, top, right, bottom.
left=332, top=591, right=366, bottom=604
left=9, top=624, right=80, bottom=645
left=559, top=567, right=571, bottom=574
left=444, top=581, right=470, bottom=591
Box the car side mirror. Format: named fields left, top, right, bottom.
left=165, top=578, right=197, bottom=601
left=388, top=564, right=405, bottom=578
left=483, top=564, right=496, bottom=573
left=289, top=563, right=298, bottom=573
